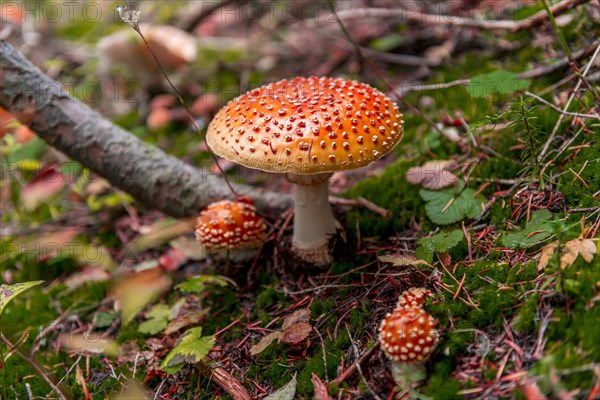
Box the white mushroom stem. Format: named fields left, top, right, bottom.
left=287, top=173, right=336, bottom=266
left=390, top=361, right=427, bottom=391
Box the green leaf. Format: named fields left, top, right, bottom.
left=139, top=304, right=171, bottom=335
left=94, top=311, right=117, bottom=329
left=0, top=280, right=44, bottom=315
left=264, top=374, right=297, bottom=400
left=420, top=182, right=485, bottom=225
left=176, top=275, right=230, bottom=294
left=429, top=230, right=465, bottom=252
left=161, top=327, right=215, bottom=374
left=370, top=33, right=404, bottom=51
left=416, top=230, right=464, bottom=263
left=468, top=70, right=530, bottom=98
left=501, top=210, right=560, bottom=249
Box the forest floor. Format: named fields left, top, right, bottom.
left=1, top=1, right=599, bottom=399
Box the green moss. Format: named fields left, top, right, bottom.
left=514, top=293, right=540, bottom=334
left=421, top=358, right=462, bottom=399
left=296, top=339, right=344, bottom=397
left=254, top=287, right=286, bottom=311
left=558, top=143, right=600, bottom=209
left=116, top=322, right=145, bottom=346
left=344, top=160, right=427, bottom=237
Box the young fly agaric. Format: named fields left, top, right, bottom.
left=396, top=287, right=432, bottom=310
left=206, top=76, right=403, bottom=265
left=379, top=307, right=440, bottom=388
left=195, top=199, right=267, bottom=253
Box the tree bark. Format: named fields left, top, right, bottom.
left=0, top=41, right=291, bottom=217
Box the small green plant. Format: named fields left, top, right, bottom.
left=419, top=181, right=486, bottom=225
left=415, top=230, right=464, bottom=263
left=160, top=327, right=215, bottom=374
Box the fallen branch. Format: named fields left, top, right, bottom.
left=0, top=41, right=291, bottom=217
left=334, top=0, right=590, bottom=32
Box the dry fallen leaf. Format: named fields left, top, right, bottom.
left=111, top=268, right=172, bottom=325
left=250, top=332, right=282, bottom=356
left=538, top=241, right=558, bottom=271
left=58, top=333, right=119, bottom=356
left=378, top=253, right=433, bottom=268
left=22, top=164, right=66, bottom=210
left=163, top=309, right=210, bottom=335
left=560, top=238, right=597, bottom=269
left=280, top=322, right=312, bottom=344
left=63, top=267, right=111, bottom=290
left=406, top=160, right=459, bottom=190
left=282, top=308, right=311, bottom=330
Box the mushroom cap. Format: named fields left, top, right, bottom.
left=396, top=287, right=432, bottom=310
left=379, top=307, right=440, bottom=363
left=195, top=199, right=267, bottom=251
left=206, top=76, right=403, bottom=175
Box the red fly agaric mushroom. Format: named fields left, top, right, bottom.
left=396, top=287, right=432, bottom=310
left=206, top=76, right=403, bottom=265
left=195, top=199, right=267, bottom=256
left=379, top=307, right=440, bottom=388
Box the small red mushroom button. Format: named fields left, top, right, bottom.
left=395, top=287, right=432, bottom=310
left=378, top=307, right=440, bottom=363
left=195, top=199, right=267, bottom=251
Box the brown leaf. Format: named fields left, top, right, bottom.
left=280, top=322, right=311, bottom=344
left=158, top=248, right=187, bottom=272
left=129, top=217, right=196, bottom=253
left=63, top=267, right=111, bottom=290
left=282, top=308, right=311, bottom=330
left=163, top=309, right=209, bottom=335
left=111, top=268, right=172, bottom=325
left=538, top=241, right=558, bottom=271
left=406, top=160, right=459, bottom=190
left=169, top=236, right=207, bottom=261
left=438, top=251, right=452, bottom=268
left=560, top=239, right=597, bottom=269
left=311, top=373, right=332, bottom=400
left=58, top=333, right=119, bottom=356
left=22, top=164, right=66, bottom=210
left=250, top=332, right=282, bottom=356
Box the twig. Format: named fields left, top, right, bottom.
left=177, top=0, right=248, bottom=31
left=196, top=361, right=251, bottom=400
left=333, top=0, right=590, bottom=32
left=569, top=207, right=600, bottom=213
left=344, top=325, right=383, bottom=400
left=331, top=342, right=380, bottom=386
left=121, top=7, right=242, bottom=200
left=329, top=196, right=392, bottom=218
left=394, top=41, right=600, bottom=98
left=524, top=91, right=600, bottom=120
left=539, top=41, right=600, bottom=160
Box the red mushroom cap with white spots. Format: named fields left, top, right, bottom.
left=396, top=287, right=432, bottom=310
left=195, top=200, right=267, bottom=251
left=206, top=76, right=404, bottom=174
left=379, top=307, right=440, bottom=363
